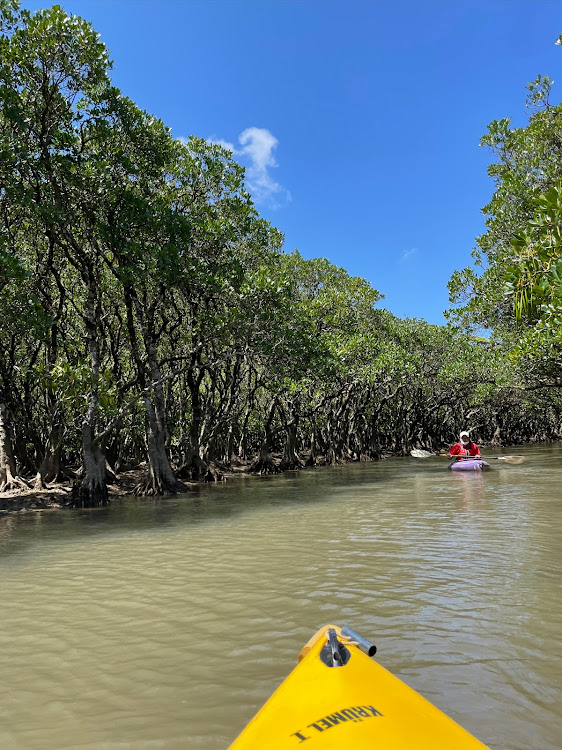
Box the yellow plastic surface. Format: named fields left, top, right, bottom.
left=229, top=625, right=490, bottom=749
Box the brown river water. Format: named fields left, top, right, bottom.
left=1, top=443, right=561, bottom=750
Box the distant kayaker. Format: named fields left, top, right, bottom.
left=448, top=431, right=481, bottom=458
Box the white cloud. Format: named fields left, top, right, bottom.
left=209, top=127, right=291, bottom=208
left=401, top=247, right=418, bottom=263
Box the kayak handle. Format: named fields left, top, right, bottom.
left=326, top=628, right=347, bottom=667
left=341, top=625, right=377, bottom=657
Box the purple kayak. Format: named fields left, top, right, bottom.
left=448, top=458, right=490, bottom=471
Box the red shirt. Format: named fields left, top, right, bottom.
left=449, top=441, right=480, bottom=457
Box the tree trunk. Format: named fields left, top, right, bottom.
left=124, top=289, right=186, bottom=496
left=238, top=403, right=253, bottom=459
left=34, top=422, right=64, bottom=490
left=0, top=402, right=29, bottom=492
left=134, top=397, right=187, bottom=495
left=34, top=273, right=66, bottom=491
left=279, top=406, right=303, bottom=471
left=249, top=398, right=280, bottom=474
left=68, top=284, right=108, bottom=507
left=175, top=366, right=222, bottom=482
left=69, top=424, right=108, bottom=507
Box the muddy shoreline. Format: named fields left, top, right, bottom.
left=0, top=443, right=527, bottom=515
left=0, top=457, right=274, bottom=515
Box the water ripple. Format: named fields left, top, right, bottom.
left=0, top=446, right=561, bottom=748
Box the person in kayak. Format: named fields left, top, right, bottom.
left=448, top=431, right=481, bottom=458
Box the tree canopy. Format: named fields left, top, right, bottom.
left=447, top=71, right=562, bottom=383
left=1, top=3, right=560, bottom=504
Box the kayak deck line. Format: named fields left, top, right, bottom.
left=229, top=624, right=491, bottom=749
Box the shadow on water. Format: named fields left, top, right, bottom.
left=0, top=458, right=403, bottom=559
left=0, top=442, right=559, bottom=561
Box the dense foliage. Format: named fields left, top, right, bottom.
left=1, top=4, right=560, bottom=504
left=448, top=73, right=562, bottom=383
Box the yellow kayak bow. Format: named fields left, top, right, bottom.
left=229, top=624, right=490, bottom=749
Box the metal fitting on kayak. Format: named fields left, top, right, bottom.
left=321, top=628, right=350, bottom=667
left=341, top=625, right=377, bottom=656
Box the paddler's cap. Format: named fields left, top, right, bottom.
left=460, top=431, right=469, bottom=438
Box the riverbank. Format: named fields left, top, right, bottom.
left=1, top=442, right=543, bottom=515
left=0, top=458, right=266, bottom=515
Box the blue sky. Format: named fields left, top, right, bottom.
left=21, top=0, right=562, bottom=323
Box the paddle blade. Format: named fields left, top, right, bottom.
left=497, top=456, right=525, bottom=464
left=410, top=449, right=435, bottom=458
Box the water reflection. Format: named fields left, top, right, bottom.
left=450, top=470, right=486, bottom=512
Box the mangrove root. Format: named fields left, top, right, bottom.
left=68, top=477, right=109, bottom=508
left=132, top=475, right=188, bottom=496
left=0, top=472, right=30, bottom=494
